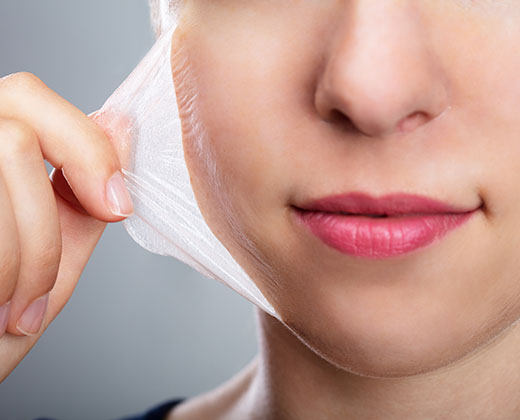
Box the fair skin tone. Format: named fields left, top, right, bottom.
left=2, top=0, right=520, bottom=419
left=0, top=73, right=133, bottom=380
left=168, top=0, right=520, bottom=418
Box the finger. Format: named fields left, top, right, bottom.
left=0, top=72, right=133, bottom=222
left=0, top=119, right=62, bottom=336
left=0, top=188, right=107, bottom=381
left=0, top=171, right=20, bottom=337
left=89, top=110, right=133, bottom=170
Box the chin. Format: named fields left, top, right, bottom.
left=278, top=296, right=519, bottom=379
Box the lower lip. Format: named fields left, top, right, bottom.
left=294, top=209, right=478, bottom=258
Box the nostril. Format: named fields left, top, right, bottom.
left=328, top=109, right=355, bottom=131
left=397, top=111, right=429, bottom=133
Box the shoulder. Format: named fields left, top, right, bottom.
left=138, top=399, right=186, bottom=420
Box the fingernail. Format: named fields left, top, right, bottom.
left=0, top=302, right=10, bottom=337
left=106, top=171, right=134, bottom=217
left=16, top=293, right=49, bottom=336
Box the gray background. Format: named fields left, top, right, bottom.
left=0, top=2, right=257, bottom=419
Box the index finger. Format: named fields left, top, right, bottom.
left=0, top=72, right=133, bottom=221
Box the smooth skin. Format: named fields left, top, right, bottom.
left=4, top=1, right=520, bottom=419
left=0, top=72, right=133, bottom=381
left=165, top=0, right=520, bottom=419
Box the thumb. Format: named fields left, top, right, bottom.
left=44, top=109, right=135, bottom=319
left=45, top=169, right=107, bottom=322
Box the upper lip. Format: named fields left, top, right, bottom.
left=294, top=192, right=481, bottom=216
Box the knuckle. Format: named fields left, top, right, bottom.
left=0, top=244, right=21, bottom=285
left=0, top=119, right=37, bottom=156
left=0, top=71, right=43, bottom=91
left=31, top=238, right=62, bottom=275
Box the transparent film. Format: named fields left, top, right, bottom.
left=95, top=22, right=277, bottom=318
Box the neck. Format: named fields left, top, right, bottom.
left=249, top=309, right=520, bottom=420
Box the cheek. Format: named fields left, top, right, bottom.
left=420, top=5, right=520, bottom=247
left=450, top=17, right=520, bottom=242
left=171, top=8, right=319, bottom=274
left=173, top=0, right=335, bottom=210
left=170, top=23, right=297, bottom=302
left=172, top=1, right=520, bottom=377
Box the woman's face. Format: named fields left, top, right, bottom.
left=171, top=0, right=520, bottom=377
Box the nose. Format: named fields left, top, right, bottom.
left=314, top=1, right=449, bottom=138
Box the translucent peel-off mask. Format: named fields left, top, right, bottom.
left=95, top=22, right=277, bottom=318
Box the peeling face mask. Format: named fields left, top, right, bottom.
left=94, top=20, right=278, bottom=318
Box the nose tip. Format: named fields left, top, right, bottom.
left=315, top=84, right=443, bottom=138
left=314, top=58, right=449, bottom=138
left=314, top=3, right=449, bottom=139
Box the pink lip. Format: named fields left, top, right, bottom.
left=293, top=192, right=481, bottom=258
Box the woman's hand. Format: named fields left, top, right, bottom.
left=0, top=72, right=133, bottom=382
